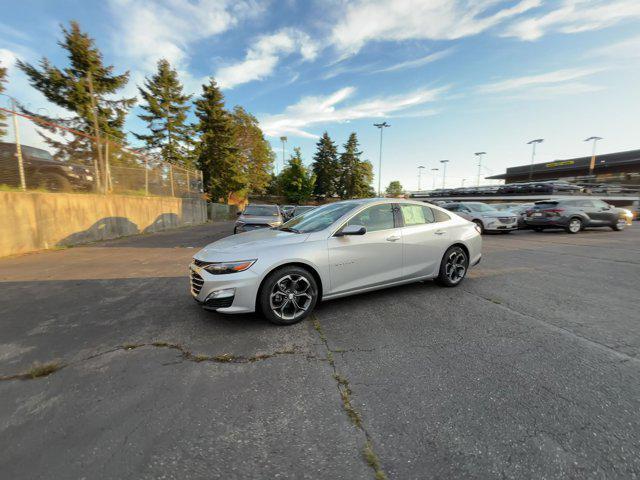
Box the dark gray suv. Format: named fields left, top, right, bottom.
left=524, top=199, right=626, bottom=233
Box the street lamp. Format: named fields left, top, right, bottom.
left=417, top=165, right=425, bottom=190
left=440, top=159, right=449, bottom=189
left=279, top=136, right=287, bottom=174
left=584, top=136, right=603, bottom=177
left=526, top=139, right=544, bottom=181
left=431, top=168, right=439, bottom=189
left=474, top=152, right=486, bottom=187
left=374, top=122, right=390, bottom=196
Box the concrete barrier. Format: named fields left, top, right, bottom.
left=0, top=191, right=207, bottom=257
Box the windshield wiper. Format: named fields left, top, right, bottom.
left=279, top=226, right=301, bottom=233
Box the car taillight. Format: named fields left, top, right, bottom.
left=544, top=208, right=565, bottom=215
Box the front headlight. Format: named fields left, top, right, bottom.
left=203, top=259, right=256, bottom=274
left=268, top=221, right=282, bottom=227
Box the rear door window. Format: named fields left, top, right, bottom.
left=433, top=208, right=451, bottom=222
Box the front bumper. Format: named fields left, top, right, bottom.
left=483, top=219, right=518, bottom=231
left=189, top=264, right=260, bottom=314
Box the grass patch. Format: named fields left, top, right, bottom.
left=192, top=354, right=211, bottom=362
left=213, top=353, right=235, bottom=363
left=27, top=361, right=63, bottom=379
left=363, top=440, right=388, bottom=480
left=122, top=343, right=144, bottom=350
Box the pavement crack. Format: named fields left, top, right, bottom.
left=312, top=315, right=388, bottom=480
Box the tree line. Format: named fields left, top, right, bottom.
left=0, top=21, right=375, bottom=203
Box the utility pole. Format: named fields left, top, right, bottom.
left=279, top=136, right=287, bottom=174
left=417, top=165, right=425, bottom=190
left=86, top=71, right=103, bottom=192
left=440, top=160, right=449, bottom=189
left=431, top=168, right=439, bottom=189
left=584, top=136, right=602, bottom=178
left=374, top=122, right=390, bottom=196
left=527, top=139, right=543, bottom=181
left=461, top=178, right=466, bottom=187
left=474, top=151, right=486, bottom=187
left=10, top=98, right=26, bottom=191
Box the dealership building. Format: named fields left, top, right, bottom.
left=486, top=148, right=640, bottom=185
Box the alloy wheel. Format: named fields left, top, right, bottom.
left=444, top=249, right=467, bottom=284
left=269, top=274, right=314, bottom=321
left=568, top=218, right=582, bottom=233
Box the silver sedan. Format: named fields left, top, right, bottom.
left=190, top=198, right=482, bottom=325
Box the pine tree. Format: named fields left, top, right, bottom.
left=230, top=106, right=274, bottom=195
left=338, top=132, right=363, bottom=198
left=134, top=59, right=193, bottom=167
left=279, top=147, right=315, bottom=203
left=17, top=21, right=135, bottom=165
left=0, top=62, right=7, bottom=138
left=311, top=131, right=339, bottom=198
left=194, top=78, right=244, bottom=202
left=353, top=159, right=376, bottom=197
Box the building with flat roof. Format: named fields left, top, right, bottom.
left=486, top=149, right=640, bottom=185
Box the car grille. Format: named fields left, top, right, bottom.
left=190, top=269, right=204, bottom=296
left=498, top=217, right=516, bottom=224
left=242, top=223, right=269, bottom=231
left=204, top=296, right=234, bottom=309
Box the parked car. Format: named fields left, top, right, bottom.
left=291, top=205, right=316, bottom=217
left=281, top=205, right=296, bottom=220
left=234, top=204, right=283, bottom=234
left=190, top=198, right=482, bottom=324
left=505, top=203, right=534, bottom=229
left=493, top=203, right=522, bottom=211
left=524, top=199, right=627, bottom=233
left=442, top=202, right=518, bottom=233
left=0, top=142, right=94, bottom=192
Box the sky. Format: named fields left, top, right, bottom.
left=1, top=0, right=639, bottom=191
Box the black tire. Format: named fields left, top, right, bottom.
left=436, top=245, right=469, bottom=287
left=611, top=221, right=625, bottom=231
left=500, top=230, right=512, bottom=234
left=233, top=227, right=238, bottom=234
left=565, top=217, right=582, bottom=234
left=259, top=266, right=319, bottom=325
left=35, top=172, right=73, bottom=192
left=472, top=220, right=484, bottom=234
left=532, top=227, right=544, bottom=232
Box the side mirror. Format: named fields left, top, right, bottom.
left=337, top=224, right=366, bottom=236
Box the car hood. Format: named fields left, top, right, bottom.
left=195, top=228, right=309, bottom=258
left=237, top=215, right=280, bottom=224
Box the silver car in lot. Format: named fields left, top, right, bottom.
left=442, top=202, right=518, bottom=233
left=190, top=198, right=482, bottom=325
left=234, top=204, right=283, bottom=234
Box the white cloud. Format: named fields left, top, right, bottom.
left=331, top=0, right=540, bottom=55
left=591, top=34, right=640, bottom=60
left=259, top=85, right=446, bottom=138
left=108, top=0, right=263, bottom=70
left=216, top=28, right=319, bottom=89
left=373, top=48, right=455, bottom=73
left=503, top=0, right=640, bottom=41
left=478, top=67, right=601, bottom=93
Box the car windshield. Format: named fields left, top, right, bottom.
left=280, top=202, right=360, bottom=233
left=466, top=203, right=497, bottom=213
left=243, top=205, right=279, bottom=216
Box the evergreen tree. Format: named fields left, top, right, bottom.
left=311, top=131, right=339, bottom=197
left=338, top=132, right=363, bottom=198
left=279, top=147, right=315, bottom=203
left=385, top=180, right=404, bottom=197
left=134, top=59, right=193, bottom=167
left=0, top=62, right=7, bottom=138
left=353, top=159, right=376, bottom=197
left=17, top=21, right=135, bottom=165
left=194, top=78, right=244, bottom=202
left=230, top=106, right=274, bottom=195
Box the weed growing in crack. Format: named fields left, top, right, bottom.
left=27, top=361, right=63, bottom=379
left=212, top=354, right=235, bottom=363
left=363, top=440, right=388, bottom=480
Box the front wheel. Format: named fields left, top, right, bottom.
left=259, top=266, right=318, bottom=325
left=436, top=246, right=469, bottom=287
left=611, top=221, right=625, bottom=231
left=566, top=217, right=582, bottom=234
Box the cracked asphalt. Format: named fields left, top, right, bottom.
left=1, top=221, right=639, bottom=479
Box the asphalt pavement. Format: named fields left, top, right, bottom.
left=1, top=221, right=639, bottom=479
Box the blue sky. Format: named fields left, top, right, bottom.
left=1, top=0, right=640, bottom=190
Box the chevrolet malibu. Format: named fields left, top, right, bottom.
left=190, top=198, right=482, bottom=325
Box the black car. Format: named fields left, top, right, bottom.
left=524, top=199, right=626, bottom=233
left=0, top=142, right=94, bottom=192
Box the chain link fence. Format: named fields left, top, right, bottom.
left=0, top=103, right=202, bottom=198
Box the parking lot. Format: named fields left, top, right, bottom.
left=1, top=222, right=639, bottom=479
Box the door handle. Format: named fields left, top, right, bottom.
left=434, top=230, right=446, bottom=235
left=386, top=234, right=401, bottom=242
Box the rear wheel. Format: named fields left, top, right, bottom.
left=532, top=227, right=544, bottom=232
left=35, top=172, right=73, bottom=192
left=436, top=246, right=469, bottom=287
left=259, top=266, right=318, bottom=325
left=566, top=217, right=582, bottom=234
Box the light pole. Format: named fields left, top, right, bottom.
left=461, top=178, right=466, bottom=187
left=374, top=121, right=390, bottom=196
left=417, top=165, right=425, bottom=190
left=474, top=151, right=486, bottom=186
left=431, top=168, right=439, bottom=189
left=527, top=139, right=543, bottom=181
left=440, top=160, right=449, bottom=189
left=279, top=136, right=287, bottom=174
left=584, top=136, right=602, bottom=178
